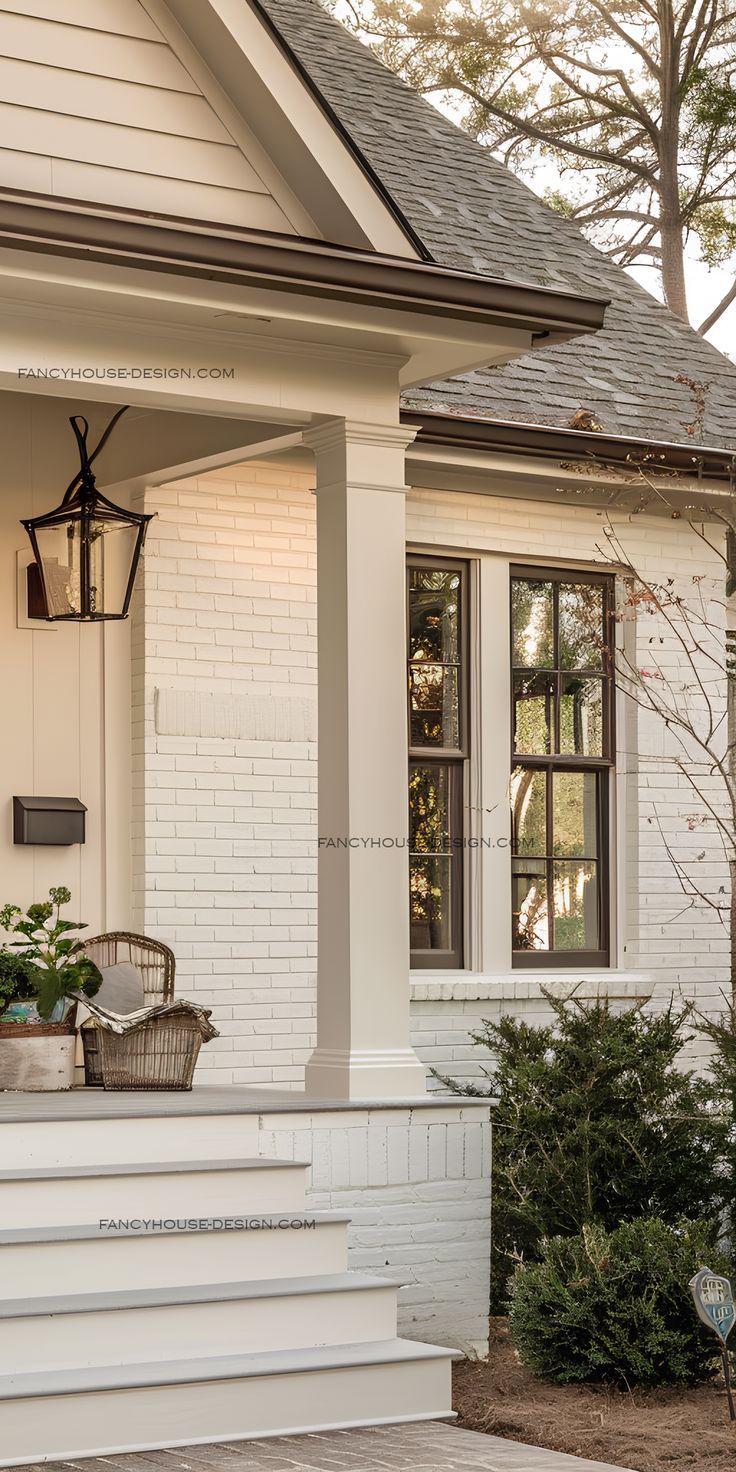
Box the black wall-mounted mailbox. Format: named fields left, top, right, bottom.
left=13, top=797, right=87, bottom=846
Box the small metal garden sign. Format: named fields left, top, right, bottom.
left=689, top=1267, right=735, bottom=1422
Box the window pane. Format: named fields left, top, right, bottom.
left=512, top=858, right=549, bottom=951
left=409, top=765, right=452, bottom=852
left=409, top=763, right=458, bottom=958
left=511, top=767, right=547, bottom=855
left=512, top=579, right=553, bottom=668
left=559, top=583, right=604, bottom=670
left=513, top=671, right=552, bottom=754
left=409, top=569, right=460, bottom=662
left=553, top=771, right=598, bottom=857
left=410, top=665, right=459, bottom=748
left=559, top=676, right=604, bottom=756
left=410, top=856, right=453, bottom=952
left=553, top=860, right=599, bottom=950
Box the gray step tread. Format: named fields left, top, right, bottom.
left=0, top=1338, right=460, bottom=1400
left=0, top=1157, right=307, bottom=1182
left=0, top=1210, right=351, bottom=1245
left=0, top=1271, right=401, bottom=1318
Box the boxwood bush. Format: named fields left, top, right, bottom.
left=509, top=1217, right=729, bottom=1387
left=435, top=993, right=727, bottom=1307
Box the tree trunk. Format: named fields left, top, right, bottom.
left=731, top=857, right=736, bottom=1001
left=660, top=212, right=688, bottom=321
left=658, top=0, right=688, bottom=322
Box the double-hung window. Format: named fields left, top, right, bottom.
left=407, top=557, right=468, bottom=969
left=510, top=568, right=614, bottom=966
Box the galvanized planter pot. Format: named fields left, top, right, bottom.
left=0, top=1023, right=76, bottom=1091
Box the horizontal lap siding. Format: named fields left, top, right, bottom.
left=0, top=6, right=297, bottom=231
left=1, top=0, right=162, bottom=41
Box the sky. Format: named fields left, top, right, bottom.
left=332, top=2, right=736, bottom=361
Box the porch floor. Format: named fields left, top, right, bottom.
left=0, top=1085, right=470, bottom=1123
left=4, top=1421, right=633, bottom=1472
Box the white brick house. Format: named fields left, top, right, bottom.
left=0, top=0, right=734, bottom=1462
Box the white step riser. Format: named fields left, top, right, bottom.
left=0, top=1358, right=452, bottom=1467
left=0, top=1114, right=260, bottom=1168
left=0, top=1165, right=305, bottom=1228
left=0, top=1222, right=348, bottom=1296
left=1, top=1287, right=399, bottom=1373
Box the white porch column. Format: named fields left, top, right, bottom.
left=304, top=419, right=427, bottom=1100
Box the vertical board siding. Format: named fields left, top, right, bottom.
left=0, top=4, right=298, bottom=232
left=0, top=395, right=112, bottom=933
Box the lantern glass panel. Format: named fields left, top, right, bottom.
left=86, top=514, right=140, bottom=616
left=33, top=512, right=140, bottom=618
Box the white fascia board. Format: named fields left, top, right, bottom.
left=406, top=440, right=730, bottom=514
left=0, top=247, right=539, bottom=397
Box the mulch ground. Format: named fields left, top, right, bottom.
left=453, top=1320, right=736, bottom=1471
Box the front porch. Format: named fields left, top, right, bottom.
left=0, top=1084, right=492, bottom=1356
left=0, top=105, right=602, bottom=1463
left=0, top=1086, right=490, bottom=1466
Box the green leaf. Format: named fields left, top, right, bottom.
left=34, top=970, right=66, bottom=1022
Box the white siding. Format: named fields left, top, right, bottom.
left=0, top=1, right=300, bottom=231
left=0, top=394, right=130, bottom=936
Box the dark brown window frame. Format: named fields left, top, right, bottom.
left=408, top=554, right=469, bottom=970
left=511, top=565, right=615, bottom=969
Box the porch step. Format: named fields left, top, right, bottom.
left=0, top=1156, right=308, bottom=1228
left=0, top=1213, right=351, bottom=1295
left=0, top=1339, right=459, bottom=1467
left=0, top=1272, right=401, bottom=1372
left=0, top=1110, right=261, bottom=1167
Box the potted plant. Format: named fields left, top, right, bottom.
left=0, top=887, right=101, bottom=1091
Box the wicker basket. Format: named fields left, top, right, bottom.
left=96, top=1011, right=205, bottom=1091
left=81, top=932, right=175, bottom=1087
left=81, top=1023, right=102, bottom=1086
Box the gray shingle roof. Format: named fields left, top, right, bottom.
left=258, top=0, right=736, bottom=451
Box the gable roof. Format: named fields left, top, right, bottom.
left=257, top=0, right=736, bottom=453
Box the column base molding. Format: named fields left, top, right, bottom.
left=304, top=1046, right=427, bottom=1101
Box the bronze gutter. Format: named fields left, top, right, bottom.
left=0, top=195, right=607, bottom=338
left=403, top=409, right=736, bottom=481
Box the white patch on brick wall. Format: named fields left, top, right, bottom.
left=155, top=687, right=317, bottom=743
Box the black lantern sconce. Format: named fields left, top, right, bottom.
left=22, top=407, right=153, bottom=621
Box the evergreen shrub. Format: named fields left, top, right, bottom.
left=509, top=1217, right=729, bottom=1387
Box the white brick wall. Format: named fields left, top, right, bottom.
left=132, top=464, right=317, bottom=1086
left=258, top=1102, right=493, bottom=1356
left=407, top=484, right=730, bottom=1069
left=411, top=974, right=657, bottom=1089
left=131, top=463, right=730, bottom=1086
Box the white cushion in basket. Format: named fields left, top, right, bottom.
left=94, top=961, right=146, bottom=1016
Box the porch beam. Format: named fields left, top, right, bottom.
left=304, top=419, right=427, bottom=1100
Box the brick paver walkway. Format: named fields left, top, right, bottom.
left=13, top=1421, right=633, bottom=1472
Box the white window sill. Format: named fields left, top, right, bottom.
left=410, top=970, right=656, bottom=1003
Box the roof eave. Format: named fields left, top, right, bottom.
left=0, top=195, right=608, bottom=340
left=404, top=408, right=736, bottom=481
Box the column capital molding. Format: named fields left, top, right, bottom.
left=303, top=418, right=418, bottom=457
